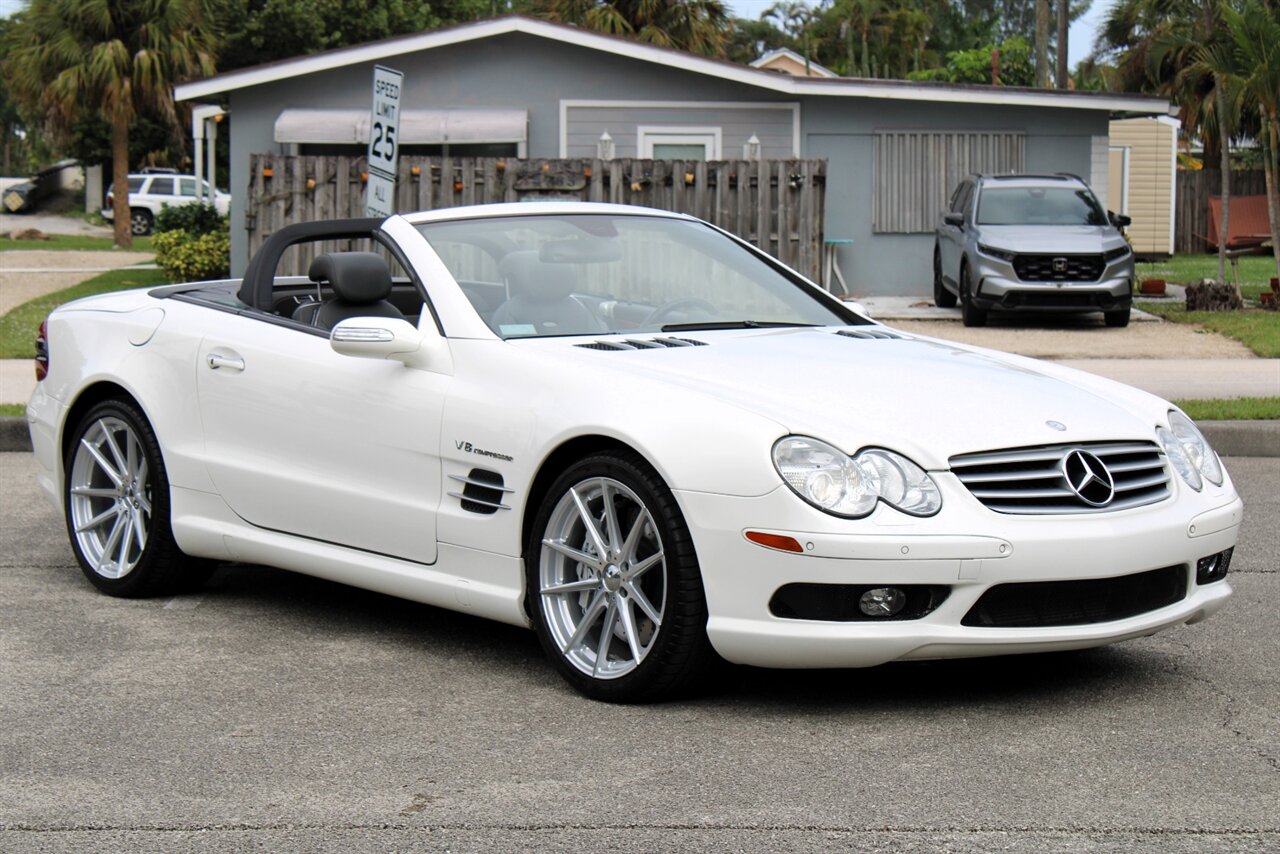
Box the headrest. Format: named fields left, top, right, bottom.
left=308, top=252, right=392, bottom=303
left=499, top=250, right=576, bottom=303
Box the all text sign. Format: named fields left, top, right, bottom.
left=365, top=65, right=403, bottom=217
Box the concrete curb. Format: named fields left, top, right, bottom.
left=1, top=415, right=1277, bottom=456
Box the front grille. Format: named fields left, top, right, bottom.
left=961, top=565, right=1187, bottom=627
left=950, top=441, right=1170, bottom=514
left=1012, top=254, right=1105, bottom=282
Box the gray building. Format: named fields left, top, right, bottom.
left=175, top=15, right=1169, bottom=293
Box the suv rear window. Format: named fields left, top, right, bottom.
left=147, top=177, right=174, bottom=195
left=977, top=186, right=1107, bottom=226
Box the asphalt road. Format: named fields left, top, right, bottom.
left=1, top=452, right=1276, bottom=853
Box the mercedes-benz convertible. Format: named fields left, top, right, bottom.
left=27, top=203, right=1241, bottom=702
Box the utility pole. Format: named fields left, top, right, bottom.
left=1056, top=0, right=1069, bottom=88
left=1035, top=0, right=1050, bottom=87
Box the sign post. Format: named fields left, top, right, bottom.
left=365, top=65, right=403, bottom=218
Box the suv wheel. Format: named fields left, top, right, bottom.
left=1105, top=307, right=1131, bottom=328
left=960, top=264, right=987, bottom=327
left=933, top=247, right=957, bottom=308
left=130, top=209, right=154, bottom=236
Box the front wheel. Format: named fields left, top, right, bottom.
left=528, top=451, right=714, bottom=702
left=65, top=399, right=213, bottom=597
left=960, top=264, right=987, bottom=327
left=1104, top=307, right=1131, bottom=328
left=933, top=247, right=957, bottom=308
left=129, top=208, right=153, bottom=236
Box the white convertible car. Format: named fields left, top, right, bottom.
left=28, top=203, right=1241, bottom=702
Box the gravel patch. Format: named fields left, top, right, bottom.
left=892, top=319, right=1256, bottom=360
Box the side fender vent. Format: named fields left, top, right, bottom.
left=448, top=468, right=513, bottom=515
left=835, top=328, right=908, bottom=340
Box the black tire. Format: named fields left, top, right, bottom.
left=960, top=264, right=987, bottom=327
left=1104, top=307, right=1131, bottom=328
left=527, top=450, right=714, bottom=703
left=933, top=247, right=957, bottom=308
left=129, top=208, right=153, bottom=236
left=64, top=399, right=214, bottom=597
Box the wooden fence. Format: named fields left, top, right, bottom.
left=1175, top=169, right=1268, bottom=253
left=246, top=154, right=827, bottom=281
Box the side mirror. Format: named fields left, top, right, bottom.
left=1110, top=211, right=1132, bottom=228
left=944, top=212, right=965, bottom=228
left=330, top=317, right=430, bottom=369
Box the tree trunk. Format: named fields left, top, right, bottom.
left=1266, top=113, right=1280, bottom=287
left=111, top=110, right=132, bottom=249
left=1055, top=0, right=1069, bottom=88
left=1216, top=76, right=1231, bottom=294
left=1035, top=0, right=1050, bottom=87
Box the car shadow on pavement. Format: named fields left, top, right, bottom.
left=199, top=562, right=1181, bottom=710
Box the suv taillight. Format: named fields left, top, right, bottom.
left=35, top=319, right=48, bottom=381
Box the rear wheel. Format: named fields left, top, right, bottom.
left=65, top=399, right=213, bottom=597
left=1104, top=307, right=1131, bottom=328
left=129, top=208, right=153, bottom=236
left=960, top=264, right=987, bottom=327
left=933, top=247, right=957, bottom=308
left=528, top=451, right=713, bottom=703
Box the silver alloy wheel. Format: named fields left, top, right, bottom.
left=68, top=416, right=152, bottom=580
left=539, top=476, right=667, bottom=680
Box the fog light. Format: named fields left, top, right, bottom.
left=858, top=587, right=906, bottom=617
left=1196, top=548, right=1233, bottom=584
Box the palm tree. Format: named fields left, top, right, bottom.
left=1223, top=0, right=1280, bottom=284
left=537, top=0, right=732, bottom=57
left=5, top=0, right=218, bottom=248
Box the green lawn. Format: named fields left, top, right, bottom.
left=0, top=403, right=24, bottom=417
left=1137, top=253, right=1278, bottom=303
left=0, top=267, right=169, bottom=358
left=1174, top=397, right=1280, bottom=421
left=1, top=234, right=154, bottom=252
left=1139, top=300, right=1280, bottom=358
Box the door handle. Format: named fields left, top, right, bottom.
left=206, top=353, right=245, bottom=371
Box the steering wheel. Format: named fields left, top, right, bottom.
left=641, top=297, right=719, bottom=327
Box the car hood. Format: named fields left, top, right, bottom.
left=530, top=328, right=1166, bottom=469
left=975, top=225, right=1124, bottom=254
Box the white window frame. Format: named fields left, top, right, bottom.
left=637, top=126, right=722, bottom=160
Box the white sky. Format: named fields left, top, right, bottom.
left=726, top=0, right=1117, bottom=69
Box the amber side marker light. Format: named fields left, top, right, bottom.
left=745, top=531, right=804, bottom=553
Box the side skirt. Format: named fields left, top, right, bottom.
left=169, top=486, right=529, bottom=628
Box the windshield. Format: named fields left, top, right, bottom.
left=415, top=214, right=859, bottom=338
left=977, top=186, right=1108, bottom=226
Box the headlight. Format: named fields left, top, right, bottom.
left=977, top=243, right=1016, bottom=262
left=1103, top=245, right=1132, bottom=262
left=1157, top=410, right=1224, bottom=491
left=772, top=436, right=942, bottom=518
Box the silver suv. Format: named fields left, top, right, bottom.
left=102, top=170, right=230, bottom=236
left=934, top=174, right=1134, bottom=327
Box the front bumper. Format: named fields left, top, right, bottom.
left=676, top=478, right=1240, bottom=669
left=971, top=254, right=1133, bottom=312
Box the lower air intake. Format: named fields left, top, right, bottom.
left=961, top=565, right=1187, bottom=628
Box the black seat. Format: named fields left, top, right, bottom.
left=490, top=251, right=605, bottom=336
left=293, top=252, right=404, bottom=330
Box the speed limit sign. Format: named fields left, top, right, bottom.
left=366, top=65, right=403, bottom=217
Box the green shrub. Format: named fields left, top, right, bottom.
left=153, top=228, right=231, bottom=282
left=154, top=201, right=225, bottom=236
